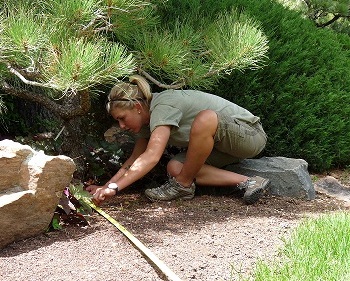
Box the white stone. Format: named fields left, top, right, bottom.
left=0, top=139, right=76, bottom=249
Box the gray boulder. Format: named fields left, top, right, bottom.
left=0, top=139, right=76, bottom=249
left=226, top=156, right=315, bottom=200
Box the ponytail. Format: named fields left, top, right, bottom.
left=106, top=75, right=152, bottom=113
left=129, top=75, right=152, bottom=103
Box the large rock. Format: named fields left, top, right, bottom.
left=0, top=139, right=76, bottom=249
left=226, top=156, right=315, bottom=200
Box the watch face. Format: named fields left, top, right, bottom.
left=108, top=183, right=119, bottom=190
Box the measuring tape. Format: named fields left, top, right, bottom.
left=87, top=200, right=183, bottom=281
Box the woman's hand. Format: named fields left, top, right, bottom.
left=86, top=185, right=116, bottom=205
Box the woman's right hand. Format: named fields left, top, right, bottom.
left=86, top=185, right=116, bottom=205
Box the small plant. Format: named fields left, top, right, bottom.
left=48, top=183, right=93, bottom=231
left=310, top=174, right=319, bottom=183
left=66, top=183, right=93, bottom=215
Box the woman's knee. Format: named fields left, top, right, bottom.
left=191, top=110, right=218, bottom=136
left=167, top=159, right=183, bottom=177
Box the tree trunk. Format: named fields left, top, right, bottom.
left=2, top=82, right=93, bottom=179
left=60, top=116, right=86, bottom=179
left=59, top=93, right=91, bottom=179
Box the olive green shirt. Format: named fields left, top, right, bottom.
left=137, top=89, right=259, bottom=147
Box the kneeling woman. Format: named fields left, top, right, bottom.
left=87, top=75, right=270, bottom=205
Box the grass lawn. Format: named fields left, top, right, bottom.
left=246, top=211, right=350, bottom=281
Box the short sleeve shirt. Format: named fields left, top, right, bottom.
left=137, top=89, right=260, bottom=147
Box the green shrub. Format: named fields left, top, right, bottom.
left=158, top=0, right=350, bottom=172
left=221, top=0, right=350, bottom=172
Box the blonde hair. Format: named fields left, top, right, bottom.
left=106, top=75, right=152, bottom=113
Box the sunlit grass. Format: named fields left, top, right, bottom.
left=245, top=211, right=350, bottom=281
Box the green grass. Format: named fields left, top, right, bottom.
left=246, top=211, right=350, bottom=281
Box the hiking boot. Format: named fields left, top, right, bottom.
left=238, top=176, right=270, bottom=205
left=145, top=177, right=196, bottom=202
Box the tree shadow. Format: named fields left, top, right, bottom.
left=0, top=185, right=347, bottom=258
left=99, top=186, right=349, bottom=245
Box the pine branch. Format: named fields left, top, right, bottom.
left=7, top=64, right=56, bottom=89
left=138, top=68, right=185, bottom=89
left=1, top=81, right=90, bottom=120
left=316, top=14, right=342, bottom=28
left=81, top=14, right=115, bottom=34
left=82, top=14, right=106, bottom=31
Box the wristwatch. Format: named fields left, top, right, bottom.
left=107, top=182, right=119, bottom=192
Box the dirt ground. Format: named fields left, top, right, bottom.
left=1, top=171, right=350, bottom=281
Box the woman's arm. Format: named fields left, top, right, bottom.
left=89, top=125, right=171, bottom=204
left=108, top=138, right=149, bottom=183
left=112, top=125, right=171, bottom=190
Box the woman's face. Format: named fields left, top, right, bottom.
left=110, top=106, right=145, bottom=134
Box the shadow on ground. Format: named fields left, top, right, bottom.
left=1, top=184, right=347, bottom=257
left=101, top=185, right=348, bottom=244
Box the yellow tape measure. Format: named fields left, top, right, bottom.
left=87, top=201, right=183, bottom=281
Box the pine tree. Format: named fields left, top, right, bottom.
left=0, top=0, right=268, bottom=174
left=280, top=0, right=350, bottom=29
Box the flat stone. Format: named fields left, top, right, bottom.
left=314, top=176, right=350, bottom=205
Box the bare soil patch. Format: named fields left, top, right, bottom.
left=1, top=172, right=349, bottom=281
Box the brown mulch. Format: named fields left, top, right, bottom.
left=0, top=172, right=349, bottom=281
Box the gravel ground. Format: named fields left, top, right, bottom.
left=1, top=182, right=349, bottom=281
